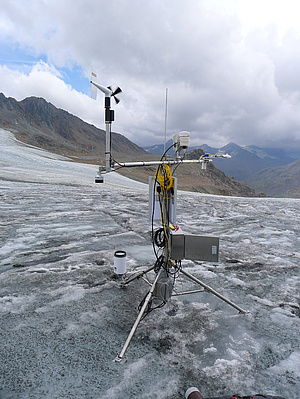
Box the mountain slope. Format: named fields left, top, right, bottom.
left=0, top=93, right=148, bottom=163
left=200, top=142, right=296, bottom=181
left=181, top=148, right=258, bottom=196
left=145, top=141, right=298, bottom=184
left=0, top=93, right=257, bottom=196
left=144, top=139, right=174, bottom=156
left=246, top=160, right=300, bottom=197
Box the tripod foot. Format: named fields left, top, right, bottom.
left=113, top=355, right=127, bottom=364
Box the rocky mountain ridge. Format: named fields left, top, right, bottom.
left=0, top=93, right=146, bottom=163
left=246, top=159, right=300, bottom=198
left=200, top=142, right=298, bottom=181
left=0, top=93, right=258, bottom=196
left=145, top=139, right=300, bottom=197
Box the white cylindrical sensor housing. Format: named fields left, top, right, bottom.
left=114, top=250, right=127, bottom=274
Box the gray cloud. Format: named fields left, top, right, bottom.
left=1, top=0, right=300, bottom=150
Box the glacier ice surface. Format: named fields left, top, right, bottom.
left=0, top=129, right=299, bottom=398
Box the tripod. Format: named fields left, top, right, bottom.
left=115, top=261, right=247, bottom=363
left=114, top=163, right=247, bottom=363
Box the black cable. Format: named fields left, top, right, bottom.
left=172, top=161, right=181, bottom=175
left=150, top=143, right=178, bottom=277
left=167, top=260, right=181, bottom=277
left=159, top=143, right=176, bottom=162
left=151, top=173, right=160, bottom=260
left=113, top=142, right=175, bottom=171
left=138, top=290, right=168, bottom=321
left=154, top=228, right=165, bottom=248
left=137, top=293, right=154, bottom=321
left=154, top=255, right=164, bottom=273
left=111, top=157, right=125, bottom=170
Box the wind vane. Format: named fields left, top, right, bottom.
left=90, top=71, right=122, bottom=177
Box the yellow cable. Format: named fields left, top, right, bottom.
left=153, top=164, right=175, bottom=266
left=157, top=164, right=174, bottom=191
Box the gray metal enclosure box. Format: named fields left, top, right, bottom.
left=170, top=232, right=219, bottom=262
left=185, top=235, right=219, bottom=262
left=170, top=230, right=185, bottom=260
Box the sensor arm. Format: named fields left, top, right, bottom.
left=90, top=80, right=112, bottom=97
left=111, top=154, right=231, bottom=171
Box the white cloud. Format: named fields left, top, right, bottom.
left=0, top=62, right=104, bottom=130
left=1, top=0, right=300, bottom=150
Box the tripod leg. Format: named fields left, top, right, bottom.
left=121, top=264, right=156, bottom=287
left=180, top=268, right=248, bottom=314
left=115, top=268, right=163, bottom=363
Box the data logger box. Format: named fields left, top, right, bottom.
left=169, top=227, right=185, bottom=260
left=185, top=234, right=219, bottom=262
left=170, top=229, right=219, bottom=262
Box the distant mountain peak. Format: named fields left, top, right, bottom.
left=145, top=138, right=299, bottom=196
left=0, top=92, right=147, bottom=162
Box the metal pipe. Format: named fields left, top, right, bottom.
left=113, top=154, right=230, bottom=169
left=141, top=276, right=153, bottom=286
left=105, top=122, right=111, bottom=172
left=164, top=87, right=168, bottom=154
left=180, top=268, right=248, bottom=314
left=115, top=269, right=163, bottom=363
left=121, top=265, right=156, bottom=287
left=114, top=159, right=210, bottom=168
left=172, top=289, right=205, bottom=296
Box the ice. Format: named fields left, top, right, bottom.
left=0, top=128, right=299, bottom=398
left=0, top=128, right=146, bottom=189
left=269, top=351, right=300, bottom=378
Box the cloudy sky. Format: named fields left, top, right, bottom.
left=1, top=0, right=300, bottom=150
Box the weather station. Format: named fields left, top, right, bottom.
left=87, top=73, right=288, bottom=399
left=90, top=72, right=247, bottom=363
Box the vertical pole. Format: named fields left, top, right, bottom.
left=104, top=96, right=112, bottom=172
left=164, top=88, right=168, bottom=155
left=105, top=122, right=111, bottom=172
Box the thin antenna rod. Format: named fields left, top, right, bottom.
left=164, top=88, right=168, bottom=155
